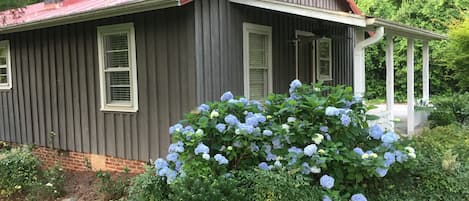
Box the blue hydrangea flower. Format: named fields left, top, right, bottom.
left=194, top=143, right=210, bottom=155
left=214, top=154, right=229, bottom=165
left=288, top=146, right=303, bottom=154
left=168, top=141, right=184, bottom=153
left=376, top=167, right=388, bottom=177
left=325, top=134, right=332, bottom=141
left=272, top=138, right=282, bottom=149
left=197, top=104, right=210, bottom=112
left=289, top=79, right=302, bottom=94
left=169, top=123, right=183, bottom=135
left=395, top=150, right=408, bottom=163
left=249, top=100, right=264, bottom=110
left=301, top=162, right=311, bottom=174
left=263, top=129, right=273, bottom=136
left=238, top=123, right=255, bottom=134
left=224, top=114, right=239, bottom=126
left=287, top=117, right=296, bottom=123
left=250, top=143, right=260, bottom=152
left=166, top=153, right=179, bottom=162
left=216, top=123, right=226, bottom=133
left=325, top=107, right=339, bottom=116
left=381, top=132, right=399, bottom=144
left=351, top=194, right=367, bottom=201
left=369, top=124, right=384, bottom=140
left=266, top=152, right=277, bottom=161
left=320, top=126, right=328, bottom=133
left=353, top=147, right=364, bottom=156
left=304, top=144, right=318, bottom=156
left=341, top=114, right=351, bottom=127
left=320, top=175, right=335, bottom=189
left=157, top=166, right=170, bottom=177
left=239, top=97, right=248, bottom=105
left=165, top=168, right=177, bottom=183
left=154, top=159, right=168, bottom=170
left=258, top=162, right=271, bottom=170
left=175, top=160, right=182, bottom=171
left=323, top=195, right=332, bottom=201
left=384, top=152, right=396, bottom=166
left=220, top=91, right=234, bottom=101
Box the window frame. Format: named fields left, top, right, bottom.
left=243, top=22, right=273, bottom=100
left=97, top=23, right=138, bottom=112
left=0, top=40, right=12, bottom=90
left=316, top=37, right=333, bottom=81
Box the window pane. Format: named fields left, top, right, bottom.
left=0, top=57, right=6, bottom=65
left=109, top=87, right=131, bottom=102
left=104, top=33, right=128, bottom=51
left=249, top=33, right=267, bottom=66
left=0, top=48, right=6, bottom=57
left=0, top=67, right=6, bottom=75
left=0, top=75, right=6, bottom=84
left=105, top=51, right=129, bottom=68
left=319, top=41, right=330, bottom=58
left=249, top=69, right=267, bottom=100
left=108, top=71, right=130, bottom=86
left=319, top=60, right=330, bottom=76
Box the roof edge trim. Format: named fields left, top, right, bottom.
left=366, top=18, right=447, bottom=40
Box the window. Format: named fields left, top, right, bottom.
left=97, top=23, right=138, bottom=112
left=0, top=40, right=12, bottom=90
left=243, top=23, right=272, bottom=100
left=316, top=38, right=332, bottom=81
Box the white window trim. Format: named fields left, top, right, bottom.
left=243, top=22, right=273, bottom=99
left=316, top=38, right=333, bottom=81
left=97, top=23, right=138, bottom=112
left=0, top=40, right=12, bottom=90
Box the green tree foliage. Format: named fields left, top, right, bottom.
left=356, top=0, right=469, bottom=101
left=446, top=17, right=469, bottom=90
left=0, top=0, right=41, bottom=11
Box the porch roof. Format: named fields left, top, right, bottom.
left=366, top=18, right=447, bottom=40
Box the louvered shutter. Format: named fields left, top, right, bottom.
left=0, top=48, right=7, bottom=84
left=248, top=32, right=268, bottom=100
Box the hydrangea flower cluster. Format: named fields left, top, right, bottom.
left=153, top=80, right=415, bottom=199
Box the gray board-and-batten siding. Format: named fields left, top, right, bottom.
left=0, top=0, right=354, bottom=161
left=0, top=5, right=197, bottom=161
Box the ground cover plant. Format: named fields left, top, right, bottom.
left=132, top=80, right=416, bottom=201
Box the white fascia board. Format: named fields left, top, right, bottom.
left=0, top=0, right=180, bottom=34
left=366, top=18, right=447, bottom=40
left=230, top=0, right=367, bottom=27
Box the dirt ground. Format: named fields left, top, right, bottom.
left=60, top=171, right=101, bottom=201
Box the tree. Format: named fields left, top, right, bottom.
left=447, top=17, right=469, bottom=90
left=0, top=0, right=41, bottom=25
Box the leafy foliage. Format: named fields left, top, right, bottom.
left=95, top=169, right=132, bottom=200
left=447, top=17, right=469, bottom=90
left=367, top=125, right=469, bottom=201
left=356, top=0, right=469, bottom=101
left=426, top=93, right=469, bottom=127
left=128, top=166, right=171, bottom=201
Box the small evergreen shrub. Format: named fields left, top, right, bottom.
left=128, top=166, right=171, bottom=201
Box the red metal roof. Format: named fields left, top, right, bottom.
left=0, top=0, right=143, bottom=27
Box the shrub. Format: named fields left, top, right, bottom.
left=366, top=125, right=469, bottom=201
left=95, top=169, right=132, bottom=200
left=427, top=93, right=469, bottom=128
left=0, top=146, right=41, bottom=197
left=128, top=166, right=171, bottom=201
left=152, top=80, right=415, bottom=200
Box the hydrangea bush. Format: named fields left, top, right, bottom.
left=155, top=80, right=415, bottom=200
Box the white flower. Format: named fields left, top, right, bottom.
left=318, top=149, right=326, bottom=154
left=210, top=110, right=219, bottom=119
left=195, top=129, right=204, bottom=136
left=314, top=87, right=320, bottom=92
left=287, top=117, right=296, bottom=123
left=282, top=124, right=290, bottom=132
left=274, top=160, right=282, bottom=167
left=405, top=146, right=415, bottom=153
left=267, top=115, right=273, bottom=119
left=14, top=185, right=21, bottom=189
left=361, top=153, right=369, bottom=159
left=202, top=153, right=210, bottom=160
left=370, top=153, right=378, bottom=158
left=45, top=183, right=53, bottom=187
left=312, top=134, right=324, bottom=144
left=408, top=152, right=416, bottom=159
left=310, top=166, right=321, bottom=173
left=227, top=146, right=233, bottom=151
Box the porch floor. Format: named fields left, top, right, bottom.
left=368, top=103, right=427, bottom=135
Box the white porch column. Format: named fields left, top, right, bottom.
left=385, top=34, right=395, bottom=130
left=353, top=30, right=366, bottom=97
left=407, top=39, right=415, bottom=135
left=422, top=40, right=430, bottom=103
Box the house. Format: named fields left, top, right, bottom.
left=0, top=0, right=445, bottom=170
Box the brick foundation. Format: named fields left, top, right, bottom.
left=32, top=146, right=145, bottom=173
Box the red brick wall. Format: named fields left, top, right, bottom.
left=32, top=146, right=145, bottom=173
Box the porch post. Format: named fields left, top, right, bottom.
left=385, top=34, right=394, bottom=130
left=407, top=38, right=415, bottom=135
left=353, top=30, right=365, bottom=97
left=422, top=40, right=430, bottom=103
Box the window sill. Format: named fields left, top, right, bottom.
left=100, top=105, right=138, bottom=113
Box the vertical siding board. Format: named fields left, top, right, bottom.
left=77, top=23, right=91, bottom=153
left=185, top=5, right=197, bottom=111
left=167, top=11, right=182, bottom=124
left=194, top=0, right=205, bottom=104
left=62, top=26, right=75, bottom=150
left=135, top=13, right=149, bottom=160
left=124, top=114, right=132, bottom=159
left=56, top=27, right=67, bottom=149
left=20, top=32, right=32, bottom=144
left=49, top=28, right=60, bottom=148
left=42, top=29, right=52, bottom=146
left=155, top=11, right=170, bottom=158
left=115, top=114, right=125, bottom=158
left=146, top=12, right=159, bottom=158
left=69, top=25, right=82, bottom=152
left=104, top=114, right=115, bottom=156
left=202, top=0, right=212, bottom=101
left=85, top=23, right=98, bottom=154
left=210, top=0, right=221, bottom=98
left=34, top=30, right=46, bottom=146
left=7, top=86, right=15, bottom=142
left=27, top=31, right=40, bottom=145
left=10, top=34, right=19, bottom=142
left=0, top=96, right=4, bottom=139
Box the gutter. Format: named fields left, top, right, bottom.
left=366, top=18, right=447, bottom=40
left=0, top=0, right=184, bottom=34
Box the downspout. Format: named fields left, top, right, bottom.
left=353, top=26, right=384, bottom=97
